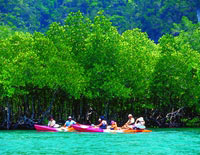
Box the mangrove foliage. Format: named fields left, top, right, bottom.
left=0, top=11, right=200, bottom=129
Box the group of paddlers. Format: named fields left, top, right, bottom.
left=47, top=114, right=146, bottom=130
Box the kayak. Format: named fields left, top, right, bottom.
left=72, top=124, right=152, bottom=133
left=72, top=124, right=104, bottom=132
left=34, top=124, right=75, bottom=132
left=123, top=129, right=152, bottom=133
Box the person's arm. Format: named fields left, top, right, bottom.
left=126, top=120, right=131, bottom=125
left=51, top=120, right=56, bottom=127
left=97, top=122, right=102, bottom=127
left=63, top=121, right=67, bottom=127
left=122, top=120, right=128, bottom=127
left=135, top=118, right=139, bottom=124
left=115, top=124, right=118, bottom=130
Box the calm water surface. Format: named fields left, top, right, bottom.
left=0, top=128, right=200, bottom=155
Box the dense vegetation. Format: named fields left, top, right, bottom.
left=0, top=11, right=200, bottom=129
left=1, top=0, right=200, bottom=129
left=0, top=0, right=199, bottom=41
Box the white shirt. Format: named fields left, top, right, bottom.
left=48, top=120, right=56, bottom=127
left=127, top=118, right=135, bottom=125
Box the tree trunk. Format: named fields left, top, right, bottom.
left=38, top=89, right=57, bottom=124
left=31, top=96, right=35, bottom=120
left=24, top=95, right=29, bottom=116
left=104, top=102, right=109, bottom=121
left=6, top=98, right=11, bottom=130
left=120, top=102, right=123, bottom=125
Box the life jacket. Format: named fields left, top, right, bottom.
left=99, top=120, right=107, bottom=129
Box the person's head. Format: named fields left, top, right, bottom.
left=68, top=116, right=72, bottom=120
left=100, top=116, right=105, bottom=120
left=99, top=116, right=105, bottom=122
left=48, top=116, right=53, bottom=121
left=128, top=114, right=133, bottom=119
left=111, top=120, right=115, bottom=125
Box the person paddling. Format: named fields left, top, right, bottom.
left=134, top=117, right=146, bottom=129
left=48, top=116, right=59, bottom=128
left=97, top=116, right=107, bottom=129
left=64, top=116, right=76, bottom=127
left=110, top=120, right=118, bottom=130
left=122, top=114, right=135, bottom=129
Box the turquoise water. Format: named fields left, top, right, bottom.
left=0, top=128, right=200, bottom=155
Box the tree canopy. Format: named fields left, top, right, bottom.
left=0, top=0, right=199, bottom=41
left=0, top=10, right=200, bottom=128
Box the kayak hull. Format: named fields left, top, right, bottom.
left=34, top=124, right=75, bottom=132
left=34, top=124, right=152, bottom=133
left=34, top=124, right=59, bottom=132
left=123, top=129, right=152, bottom=133
left=72, top=124, right=152, bottom=133
left=72, top=124, right=103, bottom=132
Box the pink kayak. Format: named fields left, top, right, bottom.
left=72, top=124, right=152, bottom=133
left=34, top=124, right=59, bottom=132
left=34, top=124, right=75, bottom=132
left=72, top=124, right=103, bottom=132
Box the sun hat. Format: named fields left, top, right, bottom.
left=68, top=116, right=72, bottom=119
left=128, top=114, right=133, bottom=117
left=138, top=117, right=144, bottom=122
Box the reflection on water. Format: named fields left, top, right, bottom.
left=0, top=128, right=200, bottom=155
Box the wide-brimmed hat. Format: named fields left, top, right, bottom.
left=138, top=117, right=144, bottom=122
left=128, top=114, right=133, bottom=117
